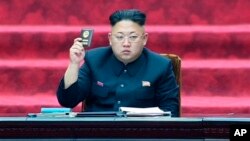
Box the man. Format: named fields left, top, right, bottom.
left=57, top=9, right=180, bottom=117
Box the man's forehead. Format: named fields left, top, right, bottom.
left=111, top=21, right=144, bottom=33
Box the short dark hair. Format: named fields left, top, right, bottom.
left=109, top=9, right=146, bottom=26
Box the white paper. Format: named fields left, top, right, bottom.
left=119, top=107, right=171, bottom=117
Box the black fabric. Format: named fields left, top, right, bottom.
left=57, top=47, right=180, bottom=117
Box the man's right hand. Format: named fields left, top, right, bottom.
left=69, top=37, right=86, bottom=64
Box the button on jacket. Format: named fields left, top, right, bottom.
left=57, top=47, right=180, bottom=117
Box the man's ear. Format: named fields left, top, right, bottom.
left=143, top=33, right=148, bottom=46
left=108, top=33, right=112, bottom=45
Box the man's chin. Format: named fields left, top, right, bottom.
left=121, top=57, right=138, bottom=64
left=122, top=54, right=133, bottom=58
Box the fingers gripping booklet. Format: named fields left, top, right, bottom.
left=119, top=107, right=171, bottom=117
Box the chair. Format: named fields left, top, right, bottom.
left=161, top=54, right=182, bottom=117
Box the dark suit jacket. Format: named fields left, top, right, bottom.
left=57, top=47, right=180, bottom=117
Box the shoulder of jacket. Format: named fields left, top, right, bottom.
left=85, top=46, right=112, bottom=60
left=143, top=48, right=171, bottom=64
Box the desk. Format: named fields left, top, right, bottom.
left=0, top=115, right=250, bottom=141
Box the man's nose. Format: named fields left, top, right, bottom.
left=122, top=37, right=131, bottom=46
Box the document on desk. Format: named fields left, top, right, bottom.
left=27, top=112, right=76, bottom=118
left=75, top=111, right=120, bottom=117
left=27, top=107, right=75, bottom=118
left=119, top=107, right=171, bottom=117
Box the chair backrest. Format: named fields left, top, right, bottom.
left=161, top=54, right=182, bottom=117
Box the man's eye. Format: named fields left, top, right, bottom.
left=130, top=36, right=138, bottom=40
left=116, top=36, right=124, bottom=39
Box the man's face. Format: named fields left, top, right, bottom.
left=108, top=20, right=148, bottom=64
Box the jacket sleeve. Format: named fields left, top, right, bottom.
left=56, top=55, right=92, bottom=108
left=156, top=61, right=180, bottom=117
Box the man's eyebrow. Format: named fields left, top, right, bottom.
left=116, top=31, right=137, bottom=35
left=116, top=32, right=124, bottom=34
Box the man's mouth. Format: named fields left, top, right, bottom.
left=122, top=50, right=131, bottom=54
